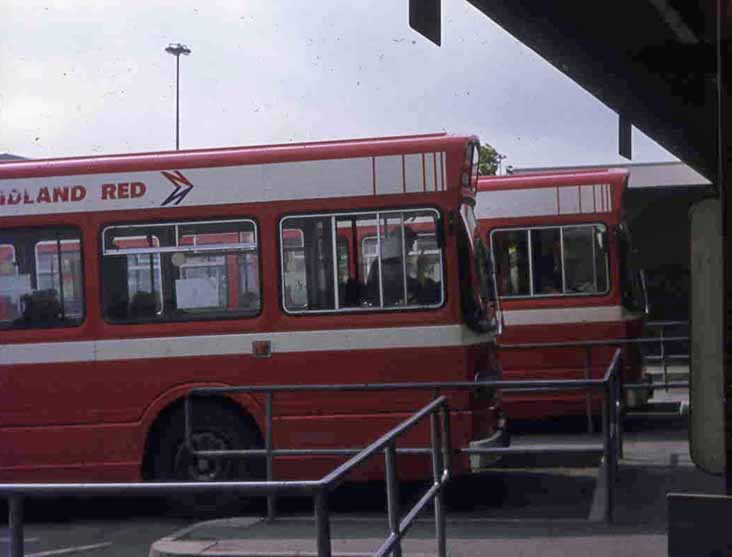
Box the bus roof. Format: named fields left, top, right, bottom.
left=476, top=168, right=628, bottom=192
left=0, top=133, right=474, bottom=179
left=0, top=133, right=478, bottom=218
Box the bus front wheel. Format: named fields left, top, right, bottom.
left=145, top=400, right=263, bottom=514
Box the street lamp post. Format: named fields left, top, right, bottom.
left=164, top=42, right=191, bottom=150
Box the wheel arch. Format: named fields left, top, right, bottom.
left=139, top=383, right=264, bottom=480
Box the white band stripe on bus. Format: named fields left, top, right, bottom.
left=0, top=152, right=447, bottom=218
left=0, top=324, right=490, bottom=366
left=502, top=305, right=641, bottom=326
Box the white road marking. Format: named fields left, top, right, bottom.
left=26, top=542, right=112, bottom=557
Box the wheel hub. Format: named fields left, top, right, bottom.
left=175, top=431, right=230, bottom=481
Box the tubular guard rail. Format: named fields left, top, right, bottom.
left=499, top=331, right=690, bottom=434
left=184, top=348, right=625, bottom=529
left=499, top=328, right=690, bottom=391
left=643, top=320, right=690, bottom=388
left=0, top=396, right=451, bottom=557
left=0, top=351, right=626, bottom=557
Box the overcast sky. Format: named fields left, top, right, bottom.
left=1, top=0, right=677, bottom=170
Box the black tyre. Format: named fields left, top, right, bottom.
left=146, top=400, right=263, bottom=516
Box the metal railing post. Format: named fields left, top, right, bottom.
left=616, top=353, right=624, bottom=461
left=585, top=346, right=594, bottom=434
left=384, top=444, right=402, bottom=557
left=265, top=391, right=276, bottom=521
left=660, top=324, right=669, bottom=391
left=430, top=411, right=447, bottom=557
left=610, top=358, right=617, bottom=480
left=8, top=495, right=23, bottom=557
left=184, top=393, right=193, bottom=451
left=603, top=369, right=615, bottom=524
left=314, top=490, right=332, bottom=557
left=440, top=404, right=451, bottom=474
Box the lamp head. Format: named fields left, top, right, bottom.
left=165, top=43, right=191, bottom=56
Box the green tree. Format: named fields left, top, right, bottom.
left=478, top=144, right=506, bottom=175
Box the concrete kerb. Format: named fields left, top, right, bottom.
left=149, top=516, right=436, bottom=557
left=148, top=515, right=667, bottom=557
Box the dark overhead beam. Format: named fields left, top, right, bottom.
left=619, top=114, right=632, bottom=160
left=409, top=0, right=441, bottom=46
left=465, top=0, right=718, bottom=180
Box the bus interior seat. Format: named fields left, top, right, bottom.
left=129, top=291, right=158, bottom=318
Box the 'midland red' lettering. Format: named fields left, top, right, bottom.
left=37, top=187, right=51, bottom=203
left=53, top=187, right=69, bottom=202
left=1, top=180, right=147, bottom=208
left=0, top=185, right=86, bottom=206
left=101, top=184, right=115, bottom=200
left=131, top=182, right=146, bottom=197
left=0, top=190, right=22, bottom=205
left=71, top=185, right=86, bottom=201
left=101, top=181, right=146, bottom=200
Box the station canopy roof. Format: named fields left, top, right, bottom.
left=460, top=1, right=725, bottom=182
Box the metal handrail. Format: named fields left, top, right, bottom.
left=499, top=333, right=690, bottom=417
left=644, top=321, right=690, bottom=390
left=646, top=320, right=689, bottom=327
left=0, top=396, right=451, bottom=557
left=498, top=336, right=689, bottom=349
left=319, top=397, right=447, bottom=488
left=185, top=348, right=624, bottom=525
left=188, top=377, right=613, bottom=394
left=0, top=354, right=626, bottom=557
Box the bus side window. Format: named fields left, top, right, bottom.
left=363, top=212, right=443, bottom=308
left=102, top=256, right=130, bottom=320
left=101, top=218, right=259, bottom=324
left=281, top=226, right=309, bottom=309
left=281, top=216, right=340, bottom=311
left=531, top=228, right=562, bottom=294
left=280, top=209, right=444, bottom=313
left=0, top=228, right=84, bottom=330
left=0, top=244, right=19, bottom=322
left=563, top=225, right=609, bottom=294
left=491, top=230, right=530, bottom=296
left=492, top=224, right=608, bottom=298
left=367, top=215, right=414, bottom=307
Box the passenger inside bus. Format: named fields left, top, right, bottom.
left=364, top=226, right=440, bottom=306
left=532, top=230, right=562, bottom=294
left=492, top=231, right=530, bottom=297
left=366, top=227, right=416, bottom=306
left=280, top=213, right=443, bottom=312
left=129, top=291, right=158, bottom=318
left=15, top=289, right=63, bottom=327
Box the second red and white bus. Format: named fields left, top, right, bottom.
left=476, top=169, right=649, bottom=419
left=0, top=133, right=505, bottom=483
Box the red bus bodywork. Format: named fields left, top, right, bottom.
left=476, top=169, right=648, bottom=419
left=0, top=134, right=504, bottom=483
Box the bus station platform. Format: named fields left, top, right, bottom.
left=150, top=411, right=717, bottom=557
left=149, top=516, right=665, bottom=557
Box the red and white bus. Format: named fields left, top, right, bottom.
left=0, top=133, right=505, bottom=484
left=476, top=169, right=648, bottom=419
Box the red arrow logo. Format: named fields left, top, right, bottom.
left=161, top=170, right=194, bottom=206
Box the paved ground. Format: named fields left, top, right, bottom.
left=150, top=412, right=719, bottom=557
left=0, top=512, right=190, bottom=557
